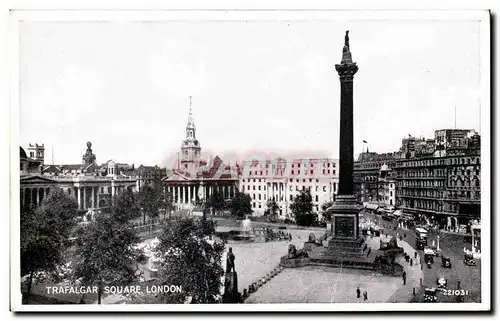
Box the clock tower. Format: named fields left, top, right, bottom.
left=180, top=96, right=201, bottom=173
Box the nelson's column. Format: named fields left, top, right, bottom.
left=327, top=31, right=363, bottom=245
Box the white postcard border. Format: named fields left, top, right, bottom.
left=8, top=7, right=491, bottom=312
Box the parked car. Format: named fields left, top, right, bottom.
left=441, top=256, right=452, bottom=268
left=436, top=277, right=448, bottom=290
left=416, top=239, right=426, bottom=250
left=464, top=253, right=476, bottom=266
left=424, top=249, right=435, bottom=264
left=424, top=247, right=437, bottom=256
left=424, top=288, right=438, bottom=302
left=429, top=246, right=442, bottom=256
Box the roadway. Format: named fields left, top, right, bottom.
left=362, top=211, right=481, bottom=303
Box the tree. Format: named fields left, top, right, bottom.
left=21, top=188, right=79, bottom=303
left=230, top=191, right=252, bottom=219
left=113, top=187, right=141, bottom=223
left=138, top=184, right=166, bottom=224
left=321, top=201, right=334, bottom=223
left=264, top=198, right=279, bottom=221
left=73, top=189, right=141, bottom=304
left=208, top=189, right=226, bottom=215
left=155, top=218, right=225, bottom=303
left=290, top=189, right=317, bottom=227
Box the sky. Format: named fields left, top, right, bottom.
left=18, top=19, right=483, bottom=168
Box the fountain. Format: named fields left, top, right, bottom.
left=232, top=217, right=256, bottom=242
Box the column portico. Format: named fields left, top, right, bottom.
left=83, top=187, right=87, bottom=210
left=77, top=187, right=81, bottom=210
left=91, top=186, right=95, bottom=209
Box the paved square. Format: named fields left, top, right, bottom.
left=245, top=265, right=401, bottom=303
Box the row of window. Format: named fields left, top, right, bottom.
left=251, top=193, right=328, bottom=205
left=242, top=178, right=336, bottom=184
left=400, top=181, right=446, bottom=188
left=244, top=184, right=336, bottom=194
left=448, top=177, right=480, bottom=188
left=399, top=156, right=480, bottom=168
left=450, top=169, right=480, bottom=176
left=247, top=169, right=337, bottom=176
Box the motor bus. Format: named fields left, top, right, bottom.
left=416, top=227, right=428, bottom=240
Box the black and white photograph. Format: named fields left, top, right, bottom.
left=8, top=7, right=491, bottom=312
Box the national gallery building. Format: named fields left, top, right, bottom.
left=20, top=142, right=138, bottom=213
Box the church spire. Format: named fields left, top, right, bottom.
left=187, top=96, right=195, bottom=130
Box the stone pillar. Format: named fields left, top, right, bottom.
left=328, top=31, right=362, bottom=240
left=83, top=187, right=87, bottom=210
left=111, top=181, right=116, bottom=198
left=176, top=185, right=180, bottom=204
left=335, top=32, right=358, bottom=196
left=91, top=186, right=95, bottom=209
left=188, top=185, right=191, bottom=204
left=97, top=187, right=100, bottom=208
left=77, top=187, right=81, bottom=210
left=35, top=188, right=40, bottom=207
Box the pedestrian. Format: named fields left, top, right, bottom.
left=410, top=258, right=413, bottom=266
left=403, top=271, right=407, bottom=285
left=363, top=291, right=368, bottom=301
left=457, top=280, right=461, bottom=289
left=404, top=232, right=406, bottom=238
left=414, top=251, right=417, bottom=259
left=356, top=287, right=361, bottom=299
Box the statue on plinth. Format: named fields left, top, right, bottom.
left=82, top=141, right=96, bottom=166
left=226, top=247, right=235, bottom=273
left=287, top=244, right=309, bottom=259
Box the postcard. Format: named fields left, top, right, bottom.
left=9, top=7, right=491, bottom=312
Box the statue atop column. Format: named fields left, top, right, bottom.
left=341, top=30, right=353, bottom=64
left=82, top=141, right=96, bottom=166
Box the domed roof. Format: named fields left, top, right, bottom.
left=20, top=147, right=27, bottom=159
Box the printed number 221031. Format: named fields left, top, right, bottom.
left=442, top=289, right=469, bottom=296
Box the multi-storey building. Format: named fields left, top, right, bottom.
left=136, top=165, right=167, bottom=190
left=378, top=164, right=396, bottom=207
left=20, top=141, right=138, bottom=213
left=162, top=108, right=240, bottom=208
left=239, top=158, right=339, bottom=219
left=434, top=129, right=476, bottom=157
left=353, top=152, right=400, bottom=203
left=394, top=130, right=481, bottom=230
left=400, top=135, right=435, bottom=159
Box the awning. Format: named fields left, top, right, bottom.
left=392, top=210, right=402, bottom=217
left=365, top=203, right=379, bottom=210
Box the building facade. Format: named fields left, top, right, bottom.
left=394, top=129, right=481, bottom=230
left=353, top=152, right=400, bottom=204
left=136, top=165, right=167, bottom=190
left=20, top=142, right=139, bottom=213
left=378, top=164, right=396, bottom=207
left=162, top=108, right=240, bottom=209
left=239, top=158, right=339, bottom=219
